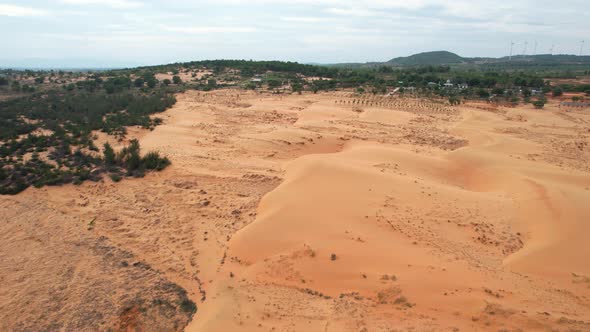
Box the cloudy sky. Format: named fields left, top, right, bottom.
left=0, top=0, right=588, bottom=68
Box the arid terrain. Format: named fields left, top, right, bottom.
left=2, top=90, right=590, bottom=331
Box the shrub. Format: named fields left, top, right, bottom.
left=179, top=299, right=196, bottom=314
left=477, top=89, right=490, bottom=98
left=448, top=96, right=461, bottom=105
left=103, top=143, right=116, bottom=166
left=142, top=151, right=170, bottom=171
left=110, top=173, right=122, bottom=182
left=522, top=88, right=531, bottom=97
left=533, top=100, right=545, bottom=109
left=118, top=139, right=141, bottom=171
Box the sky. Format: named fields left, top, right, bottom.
left=0, top=0, right=588, bottom=68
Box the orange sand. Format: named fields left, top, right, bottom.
left=2, top=90, right=590, bottom=331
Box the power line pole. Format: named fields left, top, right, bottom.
left=509, top=41, right=514, bottom=61
left=533, top=40, right=537, bottom=55
left=523, top=41, right=528, bottom=57
left=581, top=40, right=585, bottom=56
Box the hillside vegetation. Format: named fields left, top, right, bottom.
left=1, top=56, right=589, bottom=194
left=388, top=51, right=466, bottom=66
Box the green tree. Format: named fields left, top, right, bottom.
left=492, top=87, right=504, bottom=95
left=11, top=81, right=20, bottom=92
left=173, top=76, right=182, bottom=84
left=533, top=100, right=545, bottom=109
left=163, top=79, right=171, bottom=86
left=142, top=151, right=170, bottom=171
left=119, top=139, right=141, bottom=172
left=448, top=95, right=461, bottom=105
left=477, top=89, right=490, bottom=98
left=147, top=79, right=157, bottom=88
left=522, top=88, right=531, bottom=97
left=291, top=82, right=303, bottom=94
left=267, top=79, right=282, bottom=89
left=134, top=78, right=145, bottom=87
left=552, top=86, right=563, bottom=97
left=103, top=142, right=116, bottom=166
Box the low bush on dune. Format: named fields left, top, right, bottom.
left=103, top=139, right=170, bottom=180
left=142, top=151, right=171, bottom=171
left=0, top=139, right=171, bottom=195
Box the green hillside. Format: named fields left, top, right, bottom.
left=388, top=51, right=465, bottom=66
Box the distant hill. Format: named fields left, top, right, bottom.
left=387, top=51, right=465, bottom=66
left=327, top=51, right=590, bottom=71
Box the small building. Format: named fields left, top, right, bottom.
left=458, top=83, right=469, bottom=89
left=427, top=82, right=438, bottom=88
left=250, top=77, right=262, bottom=83
left=443, top=80, right=454, bottom=88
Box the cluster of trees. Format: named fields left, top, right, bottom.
left=103, top=139, right=170, bottom=180
left=0, top=86, right=175, bottom=194
left=0, top=138, right=170, bottom=195
left=138, top=60, right=341, bottom=79
left=0, top=89, right=175, bottom=140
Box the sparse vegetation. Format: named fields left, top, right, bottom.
left=0, top=81, right=176, bottom=194
left=2, top=58, right=589, bottom=194
left=533, top=100, right=546, bottom=109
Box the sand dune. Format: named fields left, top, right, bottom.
left=188, top=95, right=590, bottom=331
left=2, top=90, right=590, bottom=331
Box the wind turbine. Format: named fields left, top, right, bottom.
left=581, top=40, right=585, bottom=56
left=523, top=41, right=528, bottom=57
left=509, top=41, right=515, bottom=61
left=533, top=40, right=537, bottom=56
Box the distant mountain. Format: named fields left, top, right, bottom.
left=387, top=51, right=465, bottom=66
left=328, top=51, right=590, bottom=70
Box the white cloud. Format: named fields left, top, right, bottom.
left=325, top=7, right=382, bottom=17
left=0, top=4, right=48, bottom=17
left=281, top=17, right=325, bottom=23
left=160, top=25, right=257, bottom=34
left=60, top=0, right=144, bottom=9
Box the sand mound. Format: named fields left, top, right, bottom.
left=2, top=91, right=590, bottom=331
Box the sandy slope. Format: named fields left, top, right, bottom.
left=1, top=90, right=590, bottom=331
left=187, top=94, right=590, bottom=331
